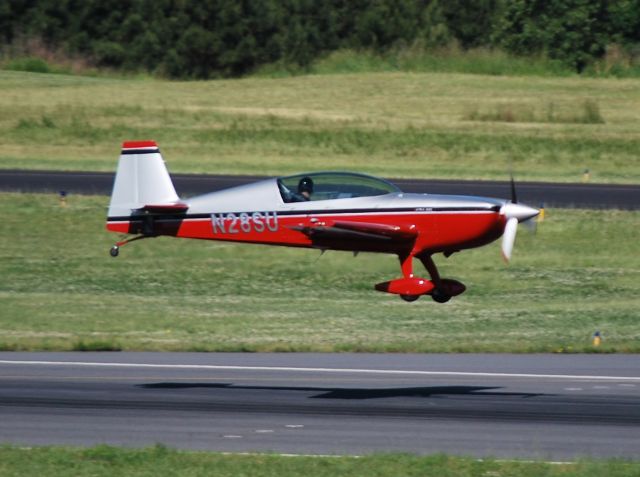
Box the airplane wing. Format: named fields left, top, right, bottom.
left=290, top=220, right=417, bottom=243
left=333, top=220, right=417, bottom=239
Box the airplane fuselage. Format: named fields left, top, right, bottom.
left=107, top=178, right=508, bottom=257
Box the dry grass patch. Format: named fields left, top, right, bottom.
left=465, top=99, right=605, bottom=124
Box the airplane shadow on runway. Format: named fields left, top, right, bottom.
left=139, top=383, right=545, bottom=400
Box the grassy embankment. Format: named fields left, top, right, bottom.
left=1, top=70, right=639, bottom=183
left=0, top=192, right=638, bottom=353
left=1, top=446, right=639, bottom=477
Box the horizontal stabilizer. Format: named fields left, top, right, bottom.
left=138, top=203, right=189, bottom=213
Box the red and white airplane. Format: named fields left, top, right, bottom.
left=107, top=141, right=539, bottom=303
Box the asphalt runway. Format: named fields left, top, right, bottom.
left=2, top=169, right=639, bottom=209
left=1, top=352, right=639, bottom=459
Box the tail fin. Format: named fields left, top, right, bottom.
left=108, top=141, right=181, bottom=218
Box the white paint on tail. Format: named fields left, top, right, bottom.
left=108, top=141, right=180, bottom=217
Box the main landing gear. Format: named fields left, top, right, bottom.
left=431, top=288, right=452, bottom=304
left=374, top=253, right=466, bottom=303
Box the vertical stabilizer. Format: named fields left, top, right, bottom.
left=108, top=141, right=180, bottom=218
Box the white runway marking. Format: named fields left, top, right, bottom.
left=1, top=360, right=639, bottom=382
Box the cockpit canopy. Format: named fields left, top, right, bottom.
left=278, top=172, right=401, bottom=203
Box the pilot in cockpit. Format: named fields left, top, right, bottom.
left=297, top=176, right=313, bottom=201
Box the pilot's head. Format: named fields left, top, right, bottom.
left=298, top=176, right=313, bottom=199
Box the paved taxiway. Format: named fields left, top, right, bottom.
left=1, top=352, right=639, bottom=459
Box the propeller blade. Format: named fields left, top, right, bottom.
left=510, top=174, right=518, bottom=204
left=501, top=217, right=518, bottom=263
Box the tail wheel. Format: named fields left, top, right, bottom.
left=110, top=245, right=119, bottom=257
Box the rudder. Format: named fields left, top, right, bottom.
left=108, top=141, right=180, bottom=218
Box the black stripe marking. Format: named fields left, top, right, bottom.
left=121, top=148, right=160, bottom=155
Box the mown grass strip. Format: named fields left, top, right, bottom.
left=0, top=445, right=638, bottom=477
left=0, top=71, right=639, bottom=183
left=0, top=192, right=638, bottom=353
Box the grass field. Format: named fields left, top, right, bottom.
left=1, top=71, right=639, bottom=183
left=0, top=192, right=638, bottom=353
left=1, top=446, right=639, bottom=477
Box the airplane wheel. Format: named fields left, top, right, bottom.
left=400, top=294, right=420, bottom=302
left=110, top=246, right=119, bottom=257
left=431, top=289, right=451, bottom=303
